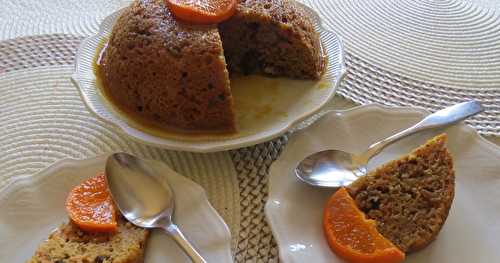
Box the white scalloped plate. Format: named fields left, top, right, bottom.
left=265, top=104, right=500, bottom=263
left=0, top=155, right=233, bottom=263
left=71, top=3, right=346, bottom=152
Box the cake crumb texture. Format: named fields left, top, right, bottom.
left=348, top=134, right=455, bottom=253
left=28, top=219, right=149, bottom=263
left=220, top=0, right=324, bottom=79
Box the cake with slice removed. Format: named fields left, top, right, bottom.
left=99, top=0, right=325, bottom=134
left=28, top=218, right=148, bottom=263
left=347, top=134, right=455, bottom=253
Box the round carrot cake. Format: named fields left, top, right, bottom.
left=99, top=0, right=325, bottom=134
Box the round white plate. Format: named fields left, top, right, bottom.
left=0, top=155, right=233, bottom=263
left=71, top=3, right=346, bottom=152
left=265, top=104, right=500, bottom=263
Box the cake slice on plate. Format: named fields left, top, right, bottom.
left=347, top=134, right=455, bottom=253
left=29, top=173, right=149, bottom=263
left=28, top=218, right=148, bottom=263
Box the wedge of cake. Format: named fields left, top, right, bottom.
left=28, top=218, right=148, bottom=263
left=347, top=134, right=455, bottom=253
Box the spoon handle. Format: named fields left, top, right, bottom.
left=164, top=224, right=207, bottom=263
left=362, top=100, right=484, bottom=160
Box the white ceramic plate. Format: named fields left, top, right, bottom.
left=0, top=155, right=233, bottom=263
left=265, top=104, right=500, bottom=263
left=71, top=3, right=346, bottom=152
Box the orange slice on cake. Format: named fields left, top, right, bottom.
left=166, top=0, right=237, bottom=24
left=323, top=187, right=405, bottom=263
left=66, top=173, right=118, bottom=233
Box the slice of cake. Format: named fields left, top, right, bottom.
left=28, top=218, right=148, bottom=263
left=347, top=134, right=455, bottom=253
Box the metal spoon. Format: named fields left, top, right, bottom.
left=295, top=100, right=484, bottom=188
left=106, top=153, right=207, bottom=263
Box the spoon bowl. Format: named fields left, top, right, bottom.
left=106, top=153, right=174, bottom=227
left=295, top=150, right=366, bottom=187
left=106, top=153, right=207, bottom=263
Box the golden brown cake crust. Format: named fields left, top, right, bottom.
left=348, top=134, right=455, bottom=253
left=219, top=0, right=324, bottom=79
left=28, top=219, right=149, bottom=263
left=101, top=0, right=236, bottom=134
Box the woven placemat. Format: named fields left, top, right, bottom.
left=338, top=52, right=500, bottom=135
left=0, top=0, right=128, bottom=40
left=310, top=0, right=500, bottom=89
left=308, top=0, right=500, bottom=135
left=230, top=138, right=289, bottom=262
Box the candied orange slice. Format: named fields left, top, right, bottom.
left=66, top=173, right=117, bottom=233
left=166, top=0, right=237, bottom=24
left=323, top=188, right=405, bottom=263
